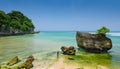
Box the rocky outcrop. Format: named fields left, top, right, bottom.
left=0, top=55, right=34, bottom=69
left=7, top=56, right=19, bottom=66
left=61, top=46, right=76, bottom=55
left=76, top=32, right=112, bottom=53
left=21, top=55, right=34, bottom=69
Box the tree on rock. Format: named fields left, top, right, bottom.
left=97, top=26, right=110, bottom=36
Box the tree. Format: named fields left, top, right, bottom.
left=0, top=10, right=9, bottom=32
left=7, top=10, right=35, bottom=33
left=97, top=26, right=110, bottom=36
left=0, top=10, right=35, bottom=33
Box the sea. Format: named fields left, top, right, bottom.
left=0, top=31, right=120, bottom=69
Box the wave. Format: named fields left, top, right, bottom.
left=107, top=33, right=120, bottom=36
left=88, top=32, right=120, bottom=36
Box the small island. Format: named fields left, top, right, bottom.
left=0, top=10, right=37, bottom=36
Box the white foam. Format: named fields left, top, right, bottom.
left=89, top=32, right=120, bottom=36
left=107, top=33, right=120, bottom=36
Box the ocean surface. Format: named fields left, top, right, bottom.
left=0, top=31, right=120, bottom=68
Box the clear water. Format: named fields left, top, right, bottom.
left=0, top=31, right=120, bottom=68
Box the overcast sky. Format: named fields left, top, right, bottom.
left=0, top=0, right=120, bottom=31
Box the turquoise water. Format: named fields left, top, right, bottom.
left=0, top=31, right=76, bottom=62
left=0, top=31, right=120, bottom=68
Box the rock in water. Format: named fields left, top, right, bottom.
left=76, top=32, right=112, bottom=53
left=27, top=55, right=34, bottom=61
left=21, top=55, right=34, bottom=69
left=61, top=46, right=76, bottom=55
left=7, top=56, right=19, bottom=66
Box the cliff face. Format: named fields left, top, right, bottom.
left=76, top=32, right=112, bottom=53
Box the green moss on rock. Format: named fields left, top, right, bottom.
left=7, top=56, right=19, bottom=66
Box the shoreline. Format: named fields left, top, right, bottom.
left=33, top=56, right=109, bottom=69
left=0, top=31, right=40, bottom=37
left=0, top=50, right=118, bottom=69
left=0, top=31, right=120, bottom=69
left=32, top=50, right=112, bottom=69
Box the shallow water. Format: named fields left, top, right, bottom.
left=0, top=31, right=120, bottom=68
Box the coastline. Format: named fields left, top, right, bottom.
left=32, top=49, right=112, bottom=69
left=33, top=54, right=109, bottom=69
left=0, top=52, right=115, bottom=69
left=0, top=31, right=40, bottom=37
left=0, top=31, right=120, bottom=69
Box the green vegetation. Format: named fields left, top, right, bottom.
left=0, top=10, right=35, bottom=34
left=62, top=51, right=112, bottom=69
left=97, top=26, right=110, bottom=36
left=64, top=53, right=111, bottom=65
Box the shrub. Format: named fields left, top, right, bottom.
left=97, top=26, right=110, bottom=36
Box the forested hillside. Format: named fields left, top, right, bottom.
left=0, top=10, right=35, bottom=34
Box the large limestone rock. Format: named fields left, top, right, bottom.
left=61, top=46, right=76, bottom=55
left=76, top=32, right=112, bottom=53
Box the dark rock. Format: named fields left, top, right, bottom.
left=61, top=46, right=76, bottom=55
left=61, top=46, right=68, bottom=54
left=1, top=55, right=35, bottom=69
left=21, top=55, right=34, bottom=69
left=68, top=57, right=74, bottom=60
left=76, top=32, right=112, bottom=53
left=7, top=56, right=19, bottom=66
left=27, top=55, right=34, bottom=61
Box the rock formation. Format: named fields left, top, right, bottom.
left=76, top=32, right=112, bottom=53
left=21, top=55, right=34, bottom=69
left=61, top=46, right=76, bottom=55
left=7, top=56, right=19, bottom=66
left=0, top=55, right=34, bottom=69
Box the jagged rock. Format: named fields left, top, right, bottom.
left=76, top=32, right=112, bottom=53
left=27, top=55, right=34, bottom=61
left=61, top=46, right=76, bottom=55
left=0, top=55, right=34, bottom=69
left=7, top=56, right=19, bottom=66
left=21, top=55, right=34, bottom=69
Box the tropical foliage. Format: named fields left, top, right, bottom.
left=0, top=10, right=35, bottom=33
left=97, top=26, right=110, bottom=36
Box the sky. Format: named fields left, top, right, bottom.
left=0, top=0, right=120, bottom=31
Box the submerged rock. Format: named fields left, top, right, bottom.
left=7, top=56, right=19, bottom=66
left=76, top=32, right=112, bottom=53
left=61, top=46, right=76, bottom=55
